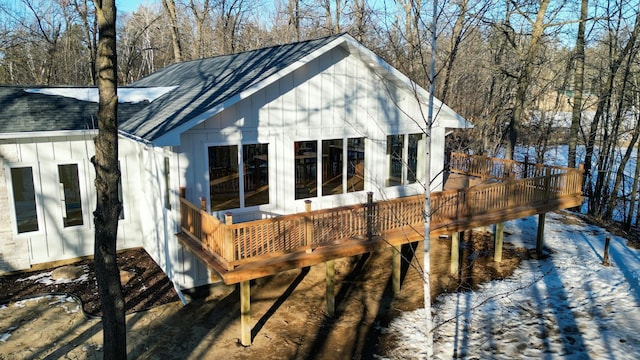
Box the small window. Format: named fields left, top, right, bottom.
left=322, top=139, right=343, bottom=195
left=347, top=138, right=365, bottom=192
left=164, top=157, right=171, bottom=210
left=243, top=144, right=269, bottom=207
left=209, top=145, right=240, bottom=211
left=118, top=161, right=125, bottom=220
left=10, top=167, right=39, bottom=233
left=387, top=135, right=404, bottom=186
left=295, top=141, right=317, bottom=199
left=58, top=164, right=83, bottom=227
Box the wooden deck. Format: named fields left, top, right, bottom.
left=178, top=152, right=584, bottom=285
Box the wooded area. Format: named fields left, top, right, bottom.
left=1, top=0, right=639, bottom=227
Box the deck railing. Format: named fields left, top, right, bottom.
left=180, top=153, right=583, bottom=269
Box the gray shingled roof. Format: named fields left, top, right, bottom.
left=120, top=34, right=343, bottom=143
left=0, top=86, right=149, bottom=134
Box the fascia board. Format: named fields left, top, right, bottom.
left=0, top=129, right=98, bottom=140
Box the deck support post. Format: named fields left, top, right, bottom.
left=240, top=280, right=251, bottom=346
left=536, top=213, right=546, bottom=257
left=305, top=200, right=313, bottom=253
left=450, top=232, right=460, bottom=275
left=392, top=245, right=401, bottom=295
left=366, top=192, right=374, bottom=241
left=326, top=260, right=335, bottom=316
left=494, top=222, right=504, bottom=263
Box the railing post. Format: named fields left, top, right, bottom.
left=305, top=200, right=313, bottom=253
left=180, top=187, right=186, bottom=198
left=200, top=196, right=207, bottom=211
left=224, top=212, right=234, bottom=269
left=366, top=192, right=374, bottom=240
left=544, top=167, right=552, bottom=202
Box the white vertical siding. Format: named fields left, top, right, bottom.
left=0, top=135, right=145, bottom=272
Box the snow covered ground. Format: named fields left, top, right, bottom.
left=382, top=211, right=640, bottom=359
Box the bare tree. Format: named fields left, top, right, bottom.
left=189, top=0, right=211, bottom=58
left=162, top=0, right=183, bottom=62
left=93, top=0, right=126, bottom=357
left=503, top=0, right=553, bottom=160
left=583, top=6, right=640, bottom=216
left=568, top=0, right=588, bottom=169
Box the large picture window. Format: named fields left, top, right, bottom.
left=347, top=138, right=365, bottom=192
left=295, top=141, right=317, bottom=199
left=295, top=138, right=366, bottom=200
left=243, top=144, right=269, bottom=207
left=209, top=145, right=240, bottom=211
left=322, top=139, right=343, bottom=195
left=209, top=144, right=269, bottom=211
left=10, top=167, right=38, bottom=233
left=386, top=133, right=422, bottom=186
left=387, top=135, right=404, bottom=186
left=58, top=164, right=83, bottom=227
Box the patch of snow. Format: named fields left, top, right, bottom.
left=25, top=86, right=177, bottom=103
left=379, top=212, right=640, bottom=359
left=17, top=266, right=89, bottom=286
left=0, top=329, right=14, bottom=342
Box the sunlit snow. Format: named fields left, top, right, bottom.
left=380, top=208, right=640, bottom=359
left=25, top=86, right=177, bottom=103
left=378, top=144, right=640, bottom=359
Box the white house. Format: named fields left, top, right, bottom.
left=0, top=34, right=470, bottom=290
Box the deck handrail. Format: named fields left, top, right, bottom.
left=179, top=153, right=584, bottom=269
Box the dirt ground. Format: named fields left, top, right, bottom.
left=0, top=230, right=525, bottom=359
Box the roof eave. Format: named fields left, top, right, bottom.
left=0, top=129, right=98, bottom=140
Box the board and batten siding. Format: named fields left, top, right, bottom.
left=0, top=135, right=145, bottom=273
left=179, top=46, right=447, bottom=219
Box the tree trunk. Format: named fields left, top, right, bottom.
left=440, top=0, right=468, bottom=103
left=288, top=0, right=300, bottom=42
left=93, top=0, right=126, bottom=358
left=584, top=11, right=640, bottom=215
left=507, top=0, right=550, bottom=161
left=568, top=0, right=588, bottom=169
left=627, top=85, right=640, bottom=230
left=189, top=0, right=210, bottom=59
left=162, top=0, right=183, bottom=63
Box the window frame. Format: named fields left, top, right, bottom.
left=6, top=163, right=45, bottom=236
left=293, top=137, right=367, bottom=201
left=57, top=163, right=85, bottom=228
left=386, top=133, right=423, bottom=186
left=206, top=142, right=271, bottom=212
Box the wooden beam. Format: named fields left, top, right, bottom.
left=198, top=232, right=420, bottom=285
left=450, top=232, right=460, bottom=275
left=494, top=222, right=504, bottom=263
left=392, top=246, right=401, bottom=295
left=240, top=280, right=251, bottom=346
left=536, top=213, right=546, bottom=257
left=326, top=260, right=335, bottom=316
left=431, top=196, right=584, bottom=236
